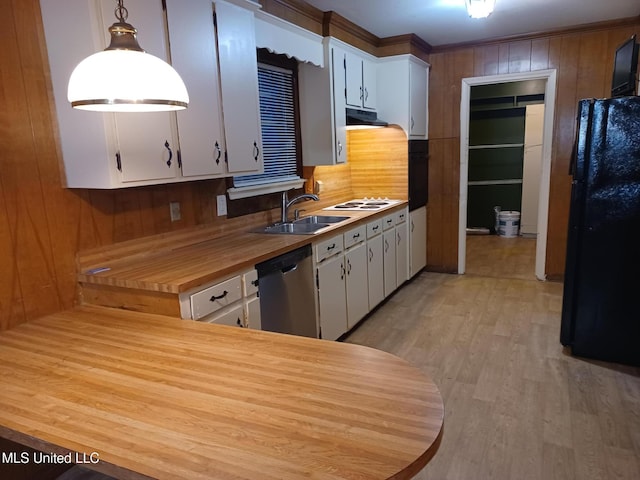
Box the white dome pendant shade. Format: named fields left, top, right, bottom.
left=68, top=0, right=188, bottom=112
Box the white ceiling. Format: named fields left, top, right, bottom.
left=303, top=0, right=640, bottom=47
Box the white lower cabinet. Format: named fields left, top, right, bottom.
left=180, top=268, right=260, bottom=329
left=396, top=209, right=410, bottom=285
left=314, top=225, right=369, bottom=340
left=316, top=252, right=348, bottom=341
left=206, top=304, right=245, bottom=327
left=410, top=206, right=428, bottom=277
left=367, top=220, right=385, bottom=310
left=382, top=214, right=397, bottom=297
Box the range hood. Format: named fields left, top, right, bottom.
left=346, top=108, right=388, bottom=127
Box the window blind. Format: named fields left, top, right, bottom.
left=233, top=63, right=300, bottom=188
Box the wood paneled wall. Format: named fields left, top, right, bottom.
left=428, top=21, right=640, bottom=276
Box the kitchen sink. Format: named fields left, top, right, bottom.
left=259, top=215, right=350, bottom=235
left=260, top=222, right=331, bottom=235
left=294, top=215, right=351, bottom=224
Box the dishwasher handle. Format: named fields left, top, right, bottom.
left=281, top=264, right=298, bottom=274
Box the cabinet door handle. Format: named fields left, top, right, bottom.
left=177, top=150, right=182, bottom=169
left=236, top=318, right=244, bottom=328
left=115, top=152, right=122, bottom=172
left=214, top=141, right=221, bottom=165
left=360, top=85, right=363, bottom=101
left=209, top=290, right=228, bottom=302
left=347, top=258, right=352, bottom=275
left=253, top=141, right=260, bottom=161
left=411, top=221, right=415, bottom=232
left=164, top=140, right=173, bottom=167
left=364, top=87, right=368, bottom=102
left=411, top=116, right=415, bottom=130
left=368, top=248, right=373, bottom=262
left=397, top=232, right=401, bottom=245
left=337, top=141, right=343, bottom=156
left=340, top=262, right=345, bottom=280
left=385, top=239, right=389, bottom=253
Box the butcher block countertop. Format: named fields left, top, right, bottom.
left=0, top=306, right=444, bottom=480
left=77, top=203, right=408, bottom=295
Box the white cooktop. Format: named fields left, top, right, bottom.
left=323, top=198, right=403, bottom=211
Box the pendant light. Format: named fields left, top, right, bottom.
left=67, top=0, right=189, bottom=112
left=465, top=0, right=496, bottom=19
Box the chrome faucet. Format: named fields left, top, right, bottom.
left=281, top=191, right=319, bottom=223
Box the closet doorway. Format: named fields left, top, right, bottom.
left=458, top=70, right=557, bottom=280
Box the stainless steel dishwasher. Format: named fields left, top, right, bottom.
left=255, top=245, right=318, bottom=338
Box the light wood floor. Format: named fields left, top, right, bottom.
left=465, top=234, right=537, bottom=280
left=344, top=240, right=640, bottom=480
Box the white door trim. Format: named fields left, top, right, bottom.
left=458, top=69, right=557, bottom=280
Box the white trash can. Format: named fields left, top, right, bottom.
left=498, top=211, right=520, bottom=237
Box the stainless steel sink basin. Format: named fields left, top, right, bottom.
left=260, top=222, right=331, bottom=235
left=294, top=215, right=351, bottom=224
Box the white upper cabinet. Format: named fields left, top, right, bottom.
left=299, top=38, right=347, bottom=166
left=165, top=0, right=225, bottom=178
left=377, top=55, right=430, bottom=139
left=40, top=0, right=263, bottom=188
left=345, top=51, right=377, bottom=110
left=214, top=0, right=263, bottom=175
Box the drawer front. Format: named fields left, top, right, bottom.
left=243, top=269, right=259, bottom=296
left=315, top=234, right=344, bottom=263
left=395, top=208, right=408, bottom=225
left=382, top=214, right=395, bottom=231
left=191, top=276, right=242, bottom=320
left=202, top=304, right=245, bottom=327
left=367, top=219, right=383, bottom=238
left=343, top=225, right=366, bottom=249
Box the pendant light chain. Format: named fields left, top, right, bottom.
left=115, top=0, right=128, bottom=23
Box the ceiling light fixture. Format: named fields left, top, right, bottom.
left=67, top=0, right=189, bottom=112
left=465, top=0, right=495, bottom=19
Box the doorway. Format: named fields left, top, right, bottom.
left=458, top=70, right=557, bottom=280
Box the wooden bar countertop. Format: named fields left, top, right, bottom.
left=0, top=306, right=443, bottom=480
left=77, top=203, right=408, bottom=295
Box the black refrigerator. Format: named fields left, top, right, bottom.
left=560, top=96, right=640, bottom=366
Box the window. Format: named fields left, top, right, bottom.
left=229, top=50, right=303, bottom=199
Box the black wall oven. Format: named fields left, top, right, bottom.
left=408, top=139, right=429, bottom=211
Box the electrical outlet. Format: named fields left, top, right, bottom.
left=216, top=195, right=227, bottom=216
left=169, top=201, right=181, bottom=222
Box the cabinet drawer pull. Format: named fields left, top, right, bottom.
left=253, top=141, right=260, bottom=161
left=164, top=140, right=173, bottom=167
left=209, top=290, right=228, bottom=302
left=214, top=141, right=221, bottom=165
left=372, top=225, right=379, bottom=232
left=327, top=243, right=336, bottom=251
left=353, top=233, right=360, bottom=239
left=251, top=279, right=259, bottom=287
